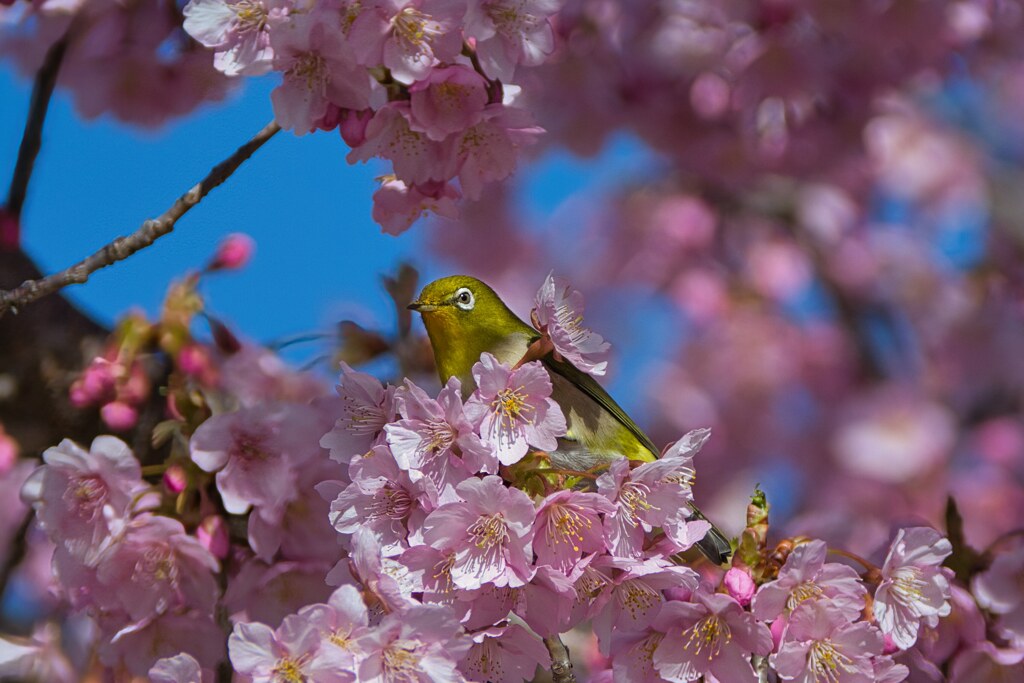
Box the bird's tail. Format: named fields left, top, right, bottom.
left=688, top=505, right=733, bottom=565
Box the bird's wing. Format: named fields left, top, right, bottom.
left=541, top=354, right=661, bottom=457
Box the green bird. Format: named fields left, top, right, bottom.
left=407, top=274, right=732, bottom=565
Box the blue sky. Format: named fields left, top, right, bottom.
left=1, top=67, right=650, bottom=346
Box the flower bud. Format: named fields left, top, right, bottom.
left=724, top=566, right=756, bottom=606
left=339, top=108, right=373, bottom=148
left=163, top=464, right=187, bottom=494
left=0, top=428, right=17, bottom=474
left=206, top=233, right=254, bottom=271
left=101, top=401, right=138, bottom=431
left=178, top=343, right=212, bottom=377
left=197, top=515, right=230, bottom=560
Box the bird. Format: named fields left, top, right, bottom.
left=407, top=274, right=732, bottom=565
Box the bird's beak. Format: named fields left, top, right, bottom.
left=407, top=300, right=438, bottom=312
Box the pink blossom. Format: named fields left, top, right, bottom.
left=269, top=10, right=381, bottom=134
left=971, top=544, right=1024, bottom=648
left=149, top=653, right=210, bottom=683
left=460, top=623, right=549, bottom=683
left=183, top=0, right=282, bottom=76
left=385, top=377, right=491, bottom=500
left=464, top=0, right=561, bottom=81
left=532, top=489, right=614, bottom=573
left=598, top=429, right=712, bottom=558
left=300, top=584, right=370, bottom=672
left=374, top=0, right=464, bottom=84
left=101, top=612, right=225, bottom=678
left=21, top=436, right=150, bottom=565
left=229, top=612, right=326, bottom=683
left=323, top=444, right=429, bottom=555
left=454, top=105, right=543, bottom=200
left=372, top=176, right=461, bottom=235
left=93, top=514, right=220, bottom=622
left=190, top=403, right=321, bottom=518
left=515, top=564, right=577, bottom=637
left=339, top=107, right=374, bottom=147
left=872, top=527, right=953, bottom=650
left=915, top=584, right=986, bottom=666
left=320, top=363, right=397, bottom=464
left=652, top=588, right=772, bottom=683
left=218, top=344, right=328, bottom=406
left=609, top=629, right=669, bottom=683
left=752, top=539, right=866, bottom=622
left=206, top=232, right=255, bottom=270
left=249, top=456, right=342, bottom=563
left=422, top=475, right=536, bottom=589
left=591, top=557, right=700, bottom=654
left=223, top=558, right=334, bottom=628
left=724, top=567, right=756, bottom=606
left=349, top=103, right=457, bottom=185
left=532, top=273, right=611, bottom=376
left=772, top=600, right=884, bottom=683
left=463, top=353, right=567, bottom=466
left=354, top=604, right=471, bottom=681
left=409, top=65, right=490, bottom=141
left=335, top=527, right=419, bottom=614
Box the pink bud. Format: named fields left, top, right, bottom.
left=770, top=614, right=788, bottom=651
left=118, top=363, right=150, bottom=404
left=0, top=429, right=17, bottom=474
left=178, top=343, right=212, bottom=377
left=339, top=108, right=373, bottom=148
left=163, top=464, right=187, bottom=494
left=197, top=515, right=230, bottom=560
left=207, top=233, right=254, bottom=271
left=100, top=401, right=138, bottom=431
left=882, top=634, right=899, bottom=655
left=72, top=358, right=117, bottom=405
left=723, top=566, right=756, bottom=606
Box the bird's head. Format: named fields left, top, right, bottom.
left=408, top=275, right=536, bottom=386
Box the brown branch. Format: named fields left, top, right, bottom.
left=543, top=635, right=577, bottom=683
left=4, top=28, right=72, bottom=225
left=0, top=120, right=282, bottom=319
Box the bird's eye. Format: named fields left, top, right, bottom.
left=454, top=288, right=475, bottom=310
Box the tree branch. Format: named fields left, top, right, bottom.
left=0, top=120, right=281, bottom=319
left=4, top=29, right=71, bottom=226
left=544, top=635, right=577, bottom=683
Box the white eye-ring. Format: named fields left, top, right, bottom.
left=454, top=287, right=475, bottom=310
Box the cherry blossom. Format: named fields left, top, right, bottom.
left=652, top=588, right=773, bottom=683
left=460, top=623, right=549, bottom=683
left=20, top=436, right=151, bottom=565
left=532, top=489, right=614, bottom=573
left=532, top=272, right=611, bottom=376
left=463, top=353, right=567, bottom=466
left=183, top=0, right=284, bottom=76
left=872, top=527, right=953, bottom=650
left=752, top=539, right=866, bottom=622
left=320, top=363, right=398, bottom=464
left=422, top=475, right=536, bottom=589
left=772, top=600, right=884, bottom=683
left=385, top=377, right=491, bottom=500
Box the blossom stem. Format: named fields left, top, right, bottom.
left=827, top=548, right=879, bottom=574
left=543, top=634, right=577, bottom=683
left=0, top=119, right=282, bottom=318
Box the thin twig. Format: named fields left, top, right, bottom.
left=0, top=120, right=281, bottom=318
left=543, top=635, right=577, bottom=683
left=4, top=28, right=72, bottom=224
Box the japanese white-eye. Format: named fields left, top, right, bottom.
left=409, top=275, right=732, bottom=565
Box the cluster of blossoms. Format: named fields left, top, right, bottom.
left=3, top=270, right=1024, bottom=682
left=181, top=0, right=557, bottom=233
